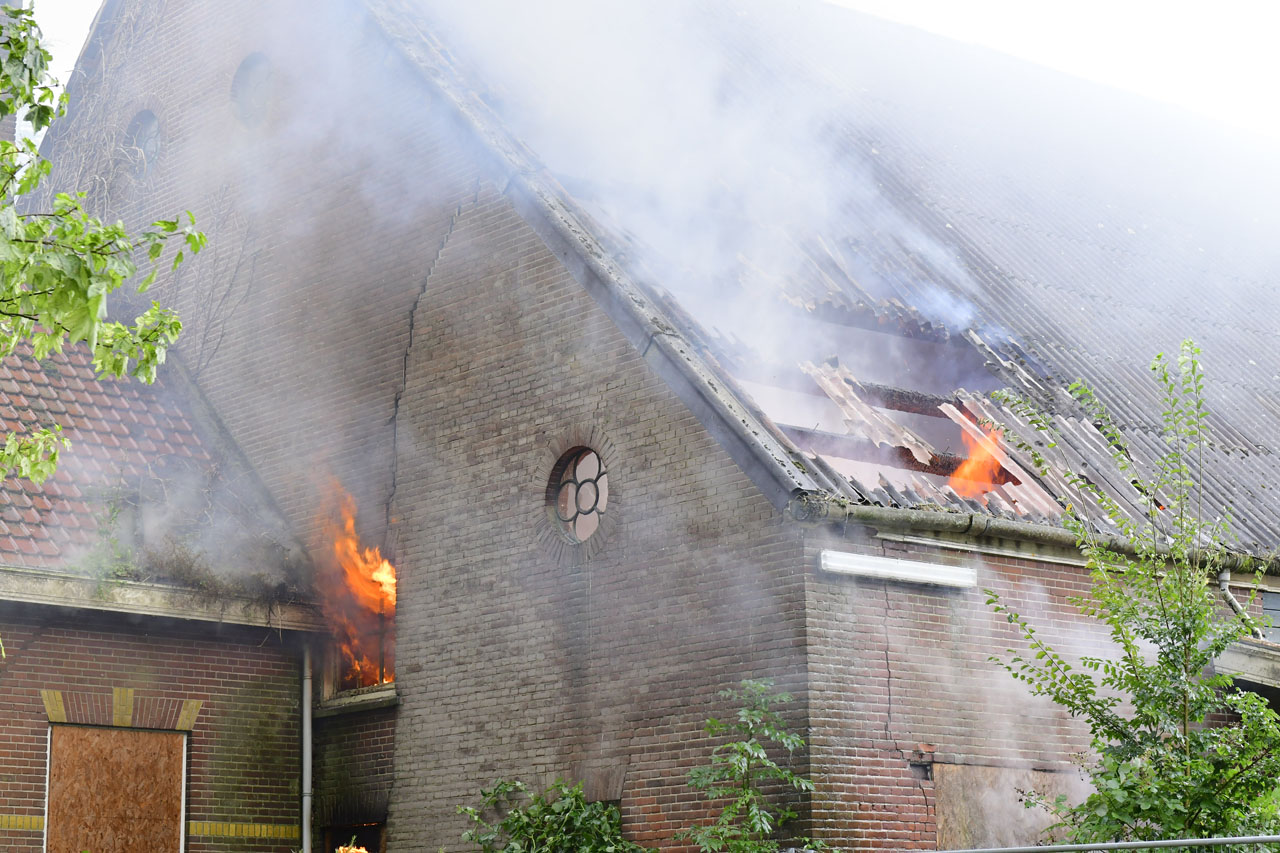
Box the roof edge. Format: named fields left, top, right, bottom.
left=0, top=564, right=324, bottom=631
left=791, top=492, right=1273, bottom=572
left=159, top=352, right=310, bottom=565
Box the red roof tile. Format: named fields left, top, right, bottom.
left=0, top=344, right=212, bottom=571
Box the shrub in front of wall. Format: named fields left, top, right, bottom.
left=680, top=679, right=824, bottom=853
left=460, top=778, right=649, bottom=853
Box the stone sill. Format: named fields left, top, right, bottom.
left=316, top=683, right=399, bottom=717
left=1218, top=637, right=1280, bottom=690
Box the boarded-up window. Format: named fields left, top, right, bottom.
left=46, top=726, right=186, bottom=853
left=934, top=762, right=1088, bottom=849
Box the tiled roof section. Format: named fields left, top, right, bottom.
left=0, top=344, right=209, bottom=570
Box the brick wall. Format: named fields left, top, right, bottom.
left=802, top=529, right=1105, bottom=850
left=387, top=179, right=811, bottom=851
left=0, top=604, right=302, bottom=852
left=314, top=704, right=397, bottom=836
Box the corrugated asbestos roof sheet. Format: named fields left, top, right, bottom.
left=380, top=0, right=1280, bottom=553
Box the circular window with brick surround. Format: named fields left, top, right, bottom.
left=124, top=110, right=161, bottom=176
left=547, top=447, right=608, bottom=543
left=231, top=53, right=273, bottom=127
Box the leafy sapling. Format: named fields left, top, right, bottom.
left=987, top=341, right=1280, bottom=843
left=460, top=778, right=650, bottom=853
left=0, top=6, right=204, bottom=483
left=681, top=679, right=823, bottom=853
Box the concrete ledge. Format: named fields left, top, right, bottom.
left=1217, top=638, right=1280, bottom=689
left=0, top=565, right=325, bottom=632
left=820, top=548, right=977, bottom=588
left=316, top=684, right=399, bottom=717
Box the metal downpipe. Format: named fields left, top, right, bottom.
left=1220, top=569, right=1265, bottom=639
left=302, top=643, right=313, bottom=853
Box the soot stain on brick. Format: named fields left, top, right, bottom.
left=208, top=676, right=300, bottom=816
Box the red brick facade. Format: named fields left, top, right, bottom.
left=0, top=606, right=304, bottom=851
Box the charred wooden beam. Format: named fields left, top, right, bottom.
left=780, top=424, right=1020, bottom=487
left=843, top=379, right=957, bottom=418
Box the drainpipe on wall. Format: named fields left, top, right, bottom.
left=1219, top=570, right=1265, bottom=640
left=302, top=643, right=314, bottom=853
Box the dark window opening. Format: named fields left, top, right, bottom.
left=325, top=822, right=386, bottom=853
left=326, top=616, right=395, bottom=697
left=231, top=53, right=273, bottom=127
left=318, top=492, right=397, bottom=698
left=123, top=110, right=161, bottom=176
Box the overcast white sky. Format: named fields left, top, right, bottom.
left=33, top=0, right=1280, bottom=141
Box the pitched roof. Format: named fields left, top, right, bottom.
left=0, top=344, right=202, bottom=568
left=0, top=342, right=305, bottom=591
left=371, top=0, right=1280, bottom=553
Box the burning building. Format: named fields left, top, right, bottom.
left=6, top=0, right=1280, bottom=851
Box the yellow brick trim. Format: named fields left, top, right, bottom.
left=0, top=814, right=44, bottom=831
left=175, top=698, right=203, bottom=730
left=186, top=821, right=300, bottom=839
left=39, top=689, right=65, bottom=723
left=111, top=686, right=134, bottom=727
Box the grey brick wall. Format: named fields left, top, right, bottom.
left=802, top=530, right=1105, bottom=850
left=387, top=178, right=809, bottom=850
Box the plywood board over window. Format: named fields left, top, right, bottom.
left=46, top=725, right=186, bottom=853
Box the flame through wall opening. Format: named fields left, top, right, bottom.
left=319, top=487, right=397, bottom=692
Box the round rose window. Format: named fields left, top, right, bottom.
left=231, top=53, right=273, bottom=127
left=124, top=110, right=161, bottom=176
left=548, top=447, right=608, bottom=543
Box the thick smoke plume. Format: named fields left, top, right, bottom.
left=413, top=0, right=1280, bottom=390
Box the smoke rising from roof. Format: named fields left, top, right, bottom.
left=41, top=0, right=1280, bottom=579
left=412, top=0, right=1280, bottom=375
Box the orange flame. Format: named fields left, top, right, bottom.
left=329, top=492, right=397, bottom=612
left=949, top=426, right=1004, bottom=500
left=319, top=487, right=396, bottom=689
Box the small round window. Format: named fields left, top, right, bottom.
left=548, top=447, right=608, bottom=543
left=124, top=110, right=160, bottom=176
left=231, top=53, right=273, bottom=127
